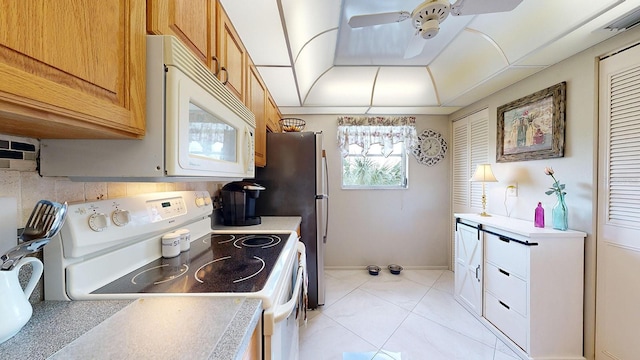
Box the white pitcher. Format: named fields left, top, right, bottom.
left=0, top=257, right=43, bottom=344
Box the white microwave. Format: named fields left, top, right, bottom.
left=41, top=35, right=256, bottom=181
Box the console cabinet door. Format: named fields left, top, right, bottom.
left=0, top=0, right=146, bottom=139
left=454, top=222, right=483, bottom=315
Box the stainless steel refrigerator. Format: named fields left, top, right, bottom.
left=255, top=131, right=328, bottom=308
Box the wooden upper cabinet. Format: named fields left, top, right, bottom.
left=247, top=60, right=266, bottom=167
left=147, top=0, right=219, bottom=74
left=216, top=3, right=246, bottom=102
left=266, top=95, right=281, bottom=133
left=0, top=0, right=146, bottom=139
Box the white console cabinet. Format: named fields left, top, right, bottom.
left=454, top=213, right=586, bottom=360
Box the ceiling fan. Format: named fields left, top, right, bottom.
left=348, top=0, right=524, bottom=58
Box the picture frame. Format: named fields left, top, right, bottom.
left=496, top=81, right=566, bottom=162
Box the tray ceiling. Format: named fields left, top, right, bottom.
left=219, top=0, right=640, bottom=115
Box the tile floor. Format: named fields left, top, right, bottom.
left=299, top=269, right=521, bottom=360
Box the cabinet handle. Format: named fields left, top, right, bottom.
left=498, top=268, right=510, bottom=276
left=475, top=264, right=481, bottom=282
left=498, top=236, right=511, bottom=243
left=499, top=300, right=510, bottom=310
left=219, top=67, right=229, bottom=85
left=211, top=55, right=220, bottom=75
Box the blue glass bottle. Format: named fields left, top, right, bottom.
left=552, top=194, right=568, bottom=231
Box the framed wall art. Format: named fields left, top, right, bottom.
left=496, top=81, right=566, bottom=162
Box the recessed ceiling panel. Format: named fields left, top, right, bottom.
left=294, top=30, right=338, bottom=101
left=281, top=0, right=342, bottom=60
left=372, top=67, right=439, bottom=106
left=304, top=67, right=378, bottom=106
left=443, top=66, right=545, bottom=106
left=467, top=0, right=623, bottom=64
left=219, top=0, right=289, bottom=66
left=367, top=106, right=461, bottom=115
left=279, top=106, right=371, bottom=115
left=336, top=0, right=473, bottom=66
left=430, top=29, right=507, bottom=103
left=257, top=67, right=300, bottom=107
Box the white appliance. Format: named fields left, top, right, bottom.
left=44, top=191, right=304, bottom=360
left=40, top=35, right=256, bottom=182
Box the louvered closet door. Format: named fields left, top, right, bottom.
left=452, top=109, right=488, bottom=268
left=596, top=43, right=640, bottom=360
left=452, top=109, right=489, bottom=212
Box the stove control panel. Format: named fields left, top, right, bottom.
left=146, top=197, right=187, bottom=222
left=59, top=191, right=212, bottom=258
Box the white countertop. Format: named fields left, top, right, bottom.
left=455, top=213, right=587, bottom=239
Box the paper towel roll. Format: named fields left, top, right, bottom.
left=0, top=197, right=18, bottom=254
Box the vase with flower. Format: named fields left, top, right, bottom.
left=544, top=167, right=568, bottom=230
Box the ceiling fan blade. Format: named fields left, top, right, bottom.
left=348, top=11, right=411, bottom=28
left=450, top=0, right=523, bottom=16
left=403, top=31, right=426, bottom=59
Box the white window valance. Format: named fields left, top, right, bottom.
left=337, top=116, right=418, bottom=157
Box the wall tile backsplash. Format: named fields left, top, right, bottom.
left=0, top=134, right=223, bottom=303
left=0, top=135, right=37, bottom=171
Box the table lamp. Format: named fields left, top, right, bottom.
left=470, top=164, right=498, bottom=216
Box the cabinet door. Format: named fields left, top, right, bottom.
left=147, top=0, right=218, bottom=73
left=247, top=62, right=266, bottom=167
left=454, top=222, right=483, bottom=315
left=0, top=0, right=145, bottom=139
left=266, top=95, right=281, bottom=133
left=216, top=3, right=246, bottom=101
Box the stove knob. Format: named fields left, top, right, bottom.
left=88, top=213, right=109, bottom=232
left=111, top=209, right=131, bottom=227
left=195, top=197, right=206, bottom=207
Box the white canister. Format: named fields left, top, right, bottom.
left=175, top=228, right=191, bottom=252
left=161, top=232, right=181, bottom=258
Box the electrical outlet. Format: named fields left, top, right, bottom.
left=507, top=184, right=518, bottom=197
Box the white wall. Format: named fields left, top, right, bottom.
left=300, top=114, right=451, bottom=269
left=449, top=25, right=640, bottom=360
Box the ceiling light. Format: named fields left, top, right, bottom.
left=603, top=6, right=640, bottom=31
left=420, top=19, right=441, bottom=38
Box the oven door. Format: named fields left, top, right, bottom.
left=263, top=242, right=306, bottom=360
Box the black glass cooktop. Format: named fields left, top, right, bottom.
left=92, top=233, right=288, bottom=294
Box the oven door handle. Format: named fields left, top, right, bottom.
left=273, top=266, right=304, bottom=323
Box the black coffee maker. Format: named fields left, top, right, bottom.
left=221, top=181, right=265, bottom=226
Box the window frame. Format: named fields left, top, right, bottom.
left=340, top=142, right=409, bottom=190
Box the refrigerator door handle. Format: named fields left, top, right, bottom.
left=322, top=150, right=329, bottom=242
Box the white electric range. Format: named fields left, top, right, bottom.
left=44, top=191, right=304, bottom=360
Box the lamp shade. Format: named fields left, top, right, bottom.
left=470, top=164, right=498, bottom=182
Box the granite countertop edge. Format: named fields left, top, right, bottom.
left=210, top=298, right=263, bottom=360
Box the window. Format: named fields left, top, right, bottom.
left=342, top=142, right=408, bottom=189
left=337, top=116, right=417, bottom=189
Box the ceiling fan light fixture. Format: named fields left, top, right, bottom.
left=411, top=0, right=451, bottom=29
left=420, top=19, right=440, bottom=39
